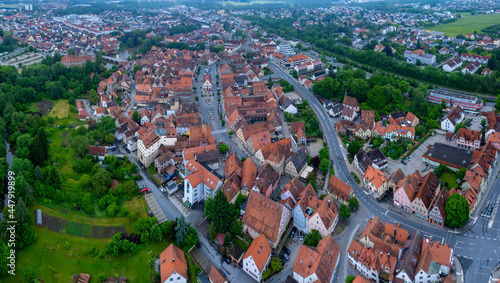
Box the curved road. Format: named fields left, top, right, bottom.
left=267, top=60, right=500, bottom=283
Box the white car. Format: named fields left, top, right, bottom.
left=299, top=231, right=304, bottom=241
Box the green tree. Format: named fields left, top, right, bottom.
left=92, top=168, right=112, bottom=196
left=312, top=77, right=340, bottom=99
left=291, top=69, right=298, bottom=79
left=132, top=111, right=140, bottom=124
left=81, top=193, right=94, bottom=214
left=445, top=193, right=469, bottom=228
left=175, top=216, right=190, bottom=245
left=456, top=168, right=467, bottom=180
left=340, top=204, right=351, bottom=220
left=219, top=143, right=229, bottom=154
left=71, top=135, right=89, bottom=157
left=150, top=223, right=162, bottom=243
left=205, top=189, right=235, bottom=233
left=46, top=166, right=62, bottom=190
left=304, top=229, right=321, bottom=247
left=348, top=197, right=359, bottom=211
left=347, top=140, right=362, bottom=157
left=270, top=256, right=282, bottom=272
left=319, top=158, right=330, bottom=174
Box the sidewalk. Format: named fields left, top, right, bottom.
left=453, top=256, right=464, bottom=283
left=490, top=263, right=500, bottom=283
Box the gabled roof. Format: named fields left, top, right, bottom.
left=242, top=191, right=290, bottom=244
left=225, top=153, right=243, bottom=178
left=243, top=234, right=271, bottom=273
left=241, top=158, right=258, bottom=189
left=160, top=244, right=187, bottom=282
left=293, top=235, right=340, bottom=282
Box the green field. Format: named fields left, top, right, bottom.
left=12, top=227, right=169, bottom=283
left=430, top=14, right=500, bottom=37
left=440, top=172, right=458, bottom=190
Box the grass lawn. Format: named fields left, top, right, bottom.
left=234, top=236, right=250, bottom=250
left=148, top=164, right=163, bottom=186
left=32, top=196, right=149, bottom=233
left=13, top=227, right=170, bottom=283
left=440, top=172, right=458, bottom=190
left=48, top=99, right=70, bottom=118
left=430, top=14, right=500, bottom=37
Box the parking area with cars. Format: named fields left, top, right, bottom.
left=463, top=114, right=482, bottom=132
left=276, top=227, right=303, bottom=270
left=386, top=133, right=455, bottom=175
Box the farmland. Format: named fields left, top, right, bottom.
left=430, top=13, right=500, bottom=37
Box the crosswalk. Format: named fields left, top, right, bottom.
left=144, top=193, right=168, bottom=224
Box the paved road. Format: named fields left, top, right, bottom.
left=268, top=60, right=500, bottom=283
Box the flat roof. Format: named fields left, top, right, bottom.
left=428, top=89, right=478, bottom=103
left=422, top=143, right=473, bottom=169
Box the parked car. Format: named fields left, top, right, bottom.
left=283, top=247, right=291, bottom=255
left=290, top=227, right=296, bottom=239
left=125, top=148, right=130, bottom=153
left=222, top=256, right=231, bottom=264
left=279, top=256, right=286, bottom=266
left=401, top=160, right=408, bottom=165
left=488, top=206, right=493, bottom=214
left=141, top=187, right=149, bottom=193
left=299, top=231, right=304, bottom=241
left=279, top=251, right=289, bottom=261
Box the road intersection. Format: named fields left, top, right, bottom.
left=267, top=60, right=500, bottom=283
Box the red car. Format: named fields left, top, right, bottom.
left=141, top=187, right=149, bottom=193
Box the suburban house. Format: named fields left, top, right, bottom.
left=410, top=172, right=441, bottom=220
left=183, top=160, right=223, bottom=206
left=242, top=234, right=272, bottom=282
left=208, top=266, right=227, bottom=283
left=343, top=96, right=360, bottom=112
left=327, top=175, right=355, bottom=205
left=363, top=166, right=388, bottom=199
left=383, top=124, right=415, bottom=141
left=354, top=148, right=388, bottom=175
left=293, top=184, right=339, bottom=237
left=293, top=235, right=341, bottom=283
left=160, top=244, right=188, bottom=283
left=441, top=106, right=465, bottom=132
left=442, top=58, right=462, bottom=72
left=242, top=191, right=292, bottom=249
left=456, top=128, right=481, bottom=150
left=280, top=177, right=306, bottom=210
left=323, top=100, right=343, bottom=117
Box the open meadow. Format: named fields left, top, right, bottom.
left=430, top=13, right=500, bottom=37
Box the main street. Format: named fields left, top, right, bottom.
left=267, top=60, right=500, bottom=283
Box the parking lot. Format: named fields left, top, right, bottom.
left=463, top=113, right=482, bottom=132
left=386, top=133, right=455, bottom=175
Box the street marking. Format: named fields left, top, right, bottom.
left=384, top=210, right=388, bottom=216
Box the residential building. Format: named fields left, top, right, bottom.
left=363, top=166, right=388, bottom=199
left=327, top=175, right=355, bottom=205
left=323, top=100, right=343, bottom=117
left=242, top=191, right=292, bottom=249
left=411, top=172, right=441, bottom=220
left=61, top=54, right=96, bottom=68
left=440, top=106, right=465, bottom=132
left=394, top=231, right=424, bottom=283
left=242, top=235, right=272, bottom=282
left=160, top=244, right=188, bottom=283
left=208, top=266, right=227, bottom=283
left=393, top=170, right=422, bottom=213
left=442, top=58, right=462, bottom=72
left=354, top=149, right=388, bottom=175
left=183, top=160, right=223, bottom=206
left=293, top=185, right=339, bottom=237
left=387, top=168, right=406, bottom=193
left=137, top=130, right=161, bottom=167
left=414, top=239, right=453, bottom=283
left=293, top=235, right=341, bottom=283
left=383, top=124, right=415, bottom=141
left=456, top=128, right=481, bottom=150
left=462, top=61, right=481, bottom=74
left=285, top=147, right=309, bottom=178
left=241, top=158, right=258, bottom=195
left=428, top=188, right=450, bottom=227
left=280, top=177, right=305, bottom=210
left=252, top=163, right=280, bottom=197
left=343, top=96, right=360, bottom=112
left=403, top=49, right=436, bottom=65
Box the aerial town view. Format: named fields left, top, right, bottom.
left=1, top=0, right=500, bottom=282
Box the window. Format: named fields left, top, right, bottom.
left=177, top=277, right=180, bottom=280
left=169, top=279, right=173, bottom=282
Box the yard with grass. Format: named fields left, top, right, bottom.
left=430, top=14, right=500, bottom=37
left=14, top=227, right=169, bottom=283
left=33, top=195, right=149, bottom=233
left=439, top=172, right=459, bottom=190
left=48, top=99, right=70, bottom=118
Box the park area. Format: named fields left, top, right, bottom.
left=430, top=13, right=500, bottom=37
